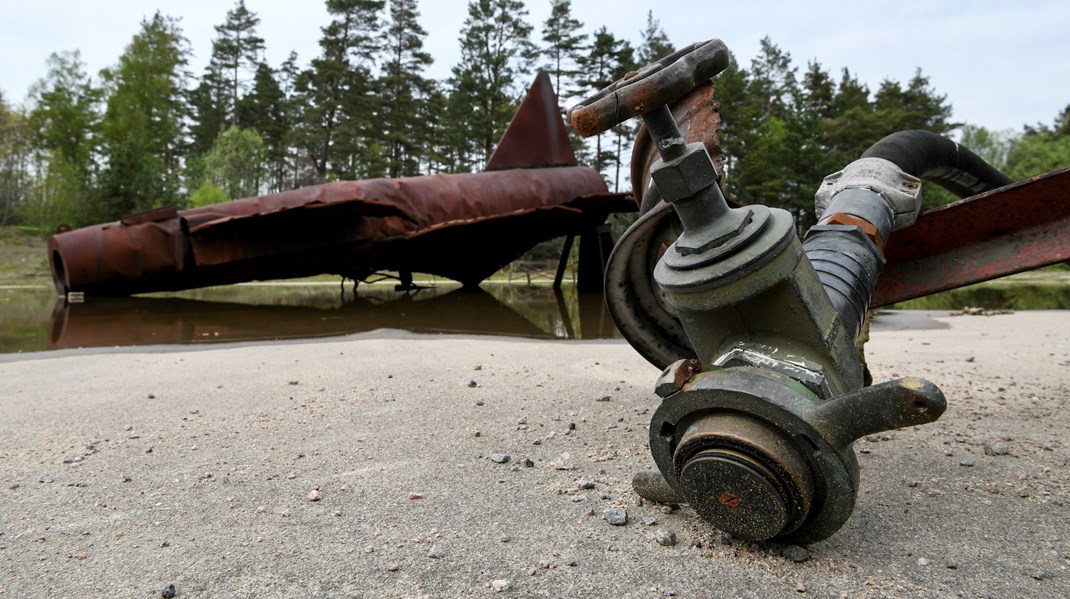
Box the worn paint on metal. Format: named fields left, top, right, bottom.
left=872, top=167, right=1070, bottom=306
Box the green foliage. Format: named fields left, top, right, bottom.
left=197, top=126, right=266, bottom=200
left=191, top=181, right=229, bottom=207
left=96, top=12, right=191, bottom=219
left=450, top=0, right=537, bottom=167
left=0, top=95, right=35, bottom=226
left=294, top=0, right=385, bottom=181
left=379, top=0, right=434, bottom=178
left=541, top=0, right=586, bottom=98
left=211, top=0, right=266, bottom=126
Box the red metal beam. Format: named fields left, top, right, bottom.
left=873, top=167, right=1070, bottom=306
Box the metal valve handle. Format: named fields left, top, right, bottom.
left=568, top=39, right=731, bottom=138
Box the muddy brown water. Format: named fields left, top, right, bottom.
left=1, top=280, right=1066, bottom=355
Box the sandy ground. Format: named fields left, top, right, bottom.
left=1, top=310, right=1068, bottom=598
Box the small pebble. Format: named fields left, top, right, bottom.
left=641, top=516, right=658, bottom=526
left=918, top=557, right=930, bottom=566
left=363, top=546, right=374, bottom=554
left=794, top=582, right=806, bottom=594
left=427, top=544, right=445, bottom=559
left=946, top=560, right=958, bottom=570
left=386, top=562, right=400, bottom=572
left=965, top=356, right=975, bottom=363
left=523, top=458, right=534, bottom=468
left=570, top=494, right=586, bottom=503
left=603, top=507, right=628, bottom=526
left=568, top=422, right=576, bottom=430
left=655, top=529, right=677, bottom=546
left=288, top=380, right=299, bottom=385
left=468, top=380, right=478, bottom=388
left=161, top=583, right=176, bottom=598
left=408, top=493, right=424, bottom=500
left=491, top=579, right=510, bottom=592
left=781, top=545, right=810, bottom=562
left=959, top=458, right=975, bottom=467
left=984, top=442, right=1010, bottom=456
left=39, top=475, right=55, bottom=484
left=490, top=453, right=510, bottom=464
left=308, top=489, right=321, bottom=502
left=578, top=480, right=595, bottom=490
left=596, top=395, right=610, bottom=402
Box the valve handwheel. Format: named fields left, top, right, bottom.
left=568, top=39, right=731, bottom=140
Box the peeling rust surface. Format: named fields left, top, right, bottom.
left=872, top=167, right=1070, bottom=306
left=673, top=358, right=703, bottom=389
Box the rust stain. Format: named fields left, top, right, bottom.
left=718, top=491, right=743, bottom=509
left=673, top=358, right=703, bottom=389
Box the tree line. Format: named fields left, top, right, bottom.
left=0, top=0, right=1067, bottom=233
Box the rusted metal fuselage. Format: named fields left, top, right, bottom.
left=48, top=72, right=635, bottom=297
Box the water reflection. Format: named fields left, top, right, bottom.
left=39, top=284, right=620, bottom=352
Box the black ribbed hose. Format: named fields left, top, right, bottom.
left=804, top=130, right=1013, bottom=343
left=860, top=130, right=1013, bottom=196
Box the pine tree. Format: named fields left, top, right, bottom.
left=295, top=0, right=385, bottom=181
left=637, top=10, right=674, bottom=66
left=379, top=0, right=433, bottom=177
left=576, top=27, right=632, bottom=180
left=237, top=62, right=287, bottom=190
left=540, top=0, right=586, bottom=98
left=450, top=0, right=537, bottom=167
left=210, top=0, right=266, bottom=126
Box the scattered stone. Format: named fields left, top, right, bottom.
left=121, top=475, right=132, bottom=483
left=255, top=505, right=266, bottom=514
left=660, top=589, right=677, bottom=597
left=147, top=393, right=156, bottom=399
left=288, top=380, right=299, bottom=385
left=570, top=495, right=586, bottom=503
left=427, top=543, right=445, bottom=559
left=386, top=562, right=400, bottom=572
left=641, top=516, right=658, bottom=526
left=794, top=582, right=806, bottom=594
left=603, top=508, right=628, bottom=526
left=474, top=431, right=481, bottom=437
left=596, top=396, right=611, bottom=402
left=408, top=493, right=424, bottom=500
left=62, top=454, right=84, bottom=464
left=918, top=557, right=930, bottom=566
left=655, top=529, right=677, bottom=546
left=518, top=417, right=528, bottom=425
left=161, top=583, right=176, bottom=598
left=965, top=356, right=975, bottom=363
left=363, top=545, right=375, bottom=554
left=781, top=545, right=810, bottom=563
left=491, top=579, right=510, bottom=592
left=719, top=533, right=735, bottom=545
left=959, top=458, right=976, bottom=467
left=578, top=480, right=595, bottom=490
left=946, top=560, right=959, bottom=570
left=468, top=380, right=478, bottom=388
left=551, top=452, right=575, bottom=471
left=474, top=364, right=482, bottom=371
left=985, top=442, right=1010, bottom=456
left=308, top=489, right=322, bottom=502
left=523, top=458, right=535, bottom=468
left=39, top=475, right=54, bottom=484
left=490, top=453, right=510, bottom=464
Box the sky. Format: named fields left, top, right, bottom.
left=1, top=0, right=1067, bottom=133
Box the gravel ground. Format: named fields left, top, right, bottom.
left=0, top=310, right=1068, bottom=598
